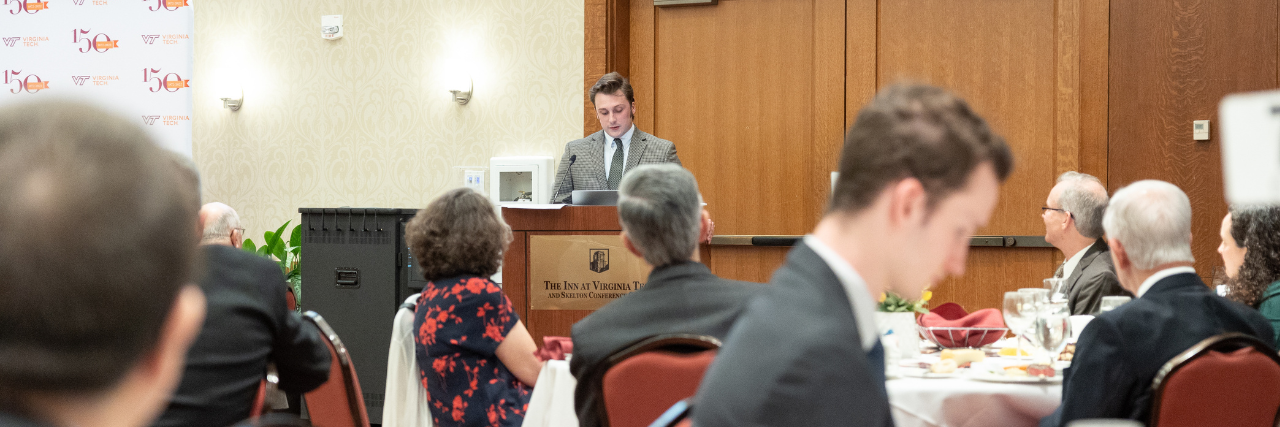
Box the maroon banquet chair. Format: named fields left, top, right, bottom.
left=301, top=311, right=370, bottom=427
left=599, top=334, right=720, bottom=427
left=1149, top=332, right=1280, bottom=427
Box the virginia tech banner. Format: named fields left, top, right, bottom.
left=0, top=0, right=194, bottom=156
left=529, top=235, right=652, bottom=310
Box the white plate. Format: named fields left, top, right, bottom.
left=967, top=370, right=1062, bottom=384
left=898, top=367, right=963, bottom=379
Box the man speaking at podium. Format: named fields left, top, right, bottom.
left=551, top=72, right=681, bottom=204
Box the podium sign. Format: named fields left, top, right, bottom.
left=529, top=235, right=651, bottom=310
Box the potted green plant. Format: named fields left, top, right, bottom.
left=243, top=220, right=302, bottom=310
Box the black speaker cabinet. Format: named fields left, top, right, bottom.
left=299, top=207, right=422, bottom=423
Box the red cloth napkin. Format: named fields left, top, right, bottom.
left=917, top=303, right=1006, bottom=348
left=533, top=336, right=574, bottom=362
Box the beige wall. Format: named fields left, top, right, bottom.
left=193, top=0, right=584, bottom=238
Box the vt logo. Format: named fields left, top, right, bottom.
left=2, top=37, right=17, bottom=47
left=141, top=115, right=160, bottom=125
left=71, top=76, right=90, bottom=85
left=71, top=0, right=84, bottom=4
left=141, top=35, right=159, bottom=44
left=589, top=249, right=610, bottom=273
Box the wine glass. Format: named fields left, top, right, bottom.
left=1030, top=312, right=1072, bottom=367
left=1003, top=292, right=1033, bottom=358
left=1099, top=296, right=1131, bottom=313
left=1044, top=278, right=1068, bottom=307
left=1018, top=288, right=1050, bottom=310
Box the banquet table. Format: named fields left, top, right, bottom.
left=520, top=358, right=1062, bottom=427
left=887, top=375, right=1061, bottom=427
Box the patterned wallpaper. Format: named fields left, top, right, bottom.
left=193, top=0, right=584, bottom=238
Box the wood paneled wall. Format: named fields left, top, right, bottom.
left=582, top=0, right=1276, bottom=310
left=1109, top=0, right=1278, bottom=282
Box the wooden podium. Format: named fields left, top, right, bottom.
left=501, top=206, right=625, bottom=343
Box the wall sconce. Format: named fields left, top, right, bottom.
left=218, top=87, right=243, bottom=111
left=449, top=76, right=472, bottom=105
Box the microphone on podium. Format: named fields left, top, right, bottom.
left=554, top=154, right=576, bottom=204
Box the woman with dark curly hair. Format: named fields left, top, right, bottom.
left=407, top=188, right=542, bottom=427
left=1217, top=205, right=1280, bottom=347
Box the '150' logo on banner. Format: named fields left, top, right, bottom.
left=5, top=70, right=48, bottom=93
left=145, top=0, right=187, bottom=11
left=143, top=68, right=188, bottom=92
left=6, top=0, right=49, bottom=14
left=74, top=30, right=118, bottom=53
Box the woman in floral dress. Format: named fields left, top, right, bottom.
left=406, top=188, right=543, bottom=427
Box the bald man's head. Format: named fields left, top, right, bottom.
left=199, top=202, right=242, bottom=247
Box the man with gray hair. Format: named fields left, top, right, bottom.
left=155, top=203, right=331, bottom=427
left=1042, top=180, right=1273, bottom=427
left=1042, top=171, right=1131, bottom=314
left=568, top=164, right=763, bottom=427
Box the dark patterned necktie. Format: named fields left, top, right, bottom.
left=868, top=339, right=888, bottom=395
left=1054, top=263, right=1065, bottom=279
left=607, top=138, right=624, bottom=190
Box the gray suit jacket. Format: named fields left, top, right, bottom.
left=1063, top=239, right=1132, bottom=315
left=550, top=128, right=681, bottom=204
left=569, top=261, right=763, bottom=427
left=692, top=243, right=893, bottom=427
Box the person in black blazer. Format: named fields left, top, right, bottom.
left=693, top=84, right=1016, bottom=427
left=1042, top=172, right=1131, bottom=314
left=155, top=203, right=331, bottom=427
left=551, top=72, right=680, bottom=204
left=1041, top=180, right=1275, bottom=427
left=570, top=164, right=762, bottom=427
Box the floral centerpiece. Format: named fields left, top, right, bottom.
left=875, top=290, right=932, bottom=358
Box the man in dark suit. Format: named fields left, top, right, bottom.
left=571, top=164, right=763, bottom=427
left=692, top=84, right=1015, bottom=427
left=154, top=203, right=331, bottom=427
left=1040, top=180, right=1274, bottom=427
left=1042, top=171, right=1132, bottom=314
left=551, top=72, right=680, bottom=204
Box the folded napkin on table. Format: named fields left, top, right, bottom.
left=917, top=303, right=1006, bottom=348
left=533, top=336, right=573, bottom=362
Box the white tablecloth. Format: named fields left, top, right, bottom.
left=522, top=360, right=580, bottom=427
left=888, top=376, right=1061, bottom=427
left=519, top=360, right=1061, bottom=427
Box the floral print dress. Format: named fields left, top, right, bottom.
left=414, top=275, right=530, bottom=427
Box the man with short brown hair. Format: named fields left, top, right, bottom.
left=0, top=101, right=207, bottom=427
left=693, top=84, right=1015, bottom=426
left=550, top=72, right=680, bottom=204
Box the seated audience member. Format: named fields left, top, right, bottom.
left=1042, top=171, right=1131, bottom=314
left=154, top=203, right=332, bottom=427
left=1218, top=205, right=1280, bottom=347
left=1041, top=180, right=1274, bottom=427
left=693, top=84, right=1015, bottom=427
left=569, top=164, right=765, bottom=427
left=0, top=101, right=207, bottom=427
left=406, top=188, right=543, bottom=427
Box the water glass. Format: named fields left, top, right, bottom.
left=1099, top=296, right=1131, bottom=313
left=1044, top=278, right=1068, bottom=303
left=1030, top=312, right=1072, bottom=365
left=1003, top=292, right=1033, bottom=356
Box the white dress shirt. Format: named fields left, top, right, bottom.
left=1060, top=242, right=1092, bottom=279
left=382, top=294, right=434, bottom=427
left=804, top=235, right=880, bottom=351
left=602, top=125, right=635, bottom=179
left=1136, top=266, right=1198, bottom=298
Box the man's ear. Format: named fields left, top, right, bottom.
left=887, top=178, right=927, bottom=229
left=699, top=210, right=713, bottom=243
left=1109, top=237, right=1129, bottom=270
left=621, top=231, right=644, bottom=260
